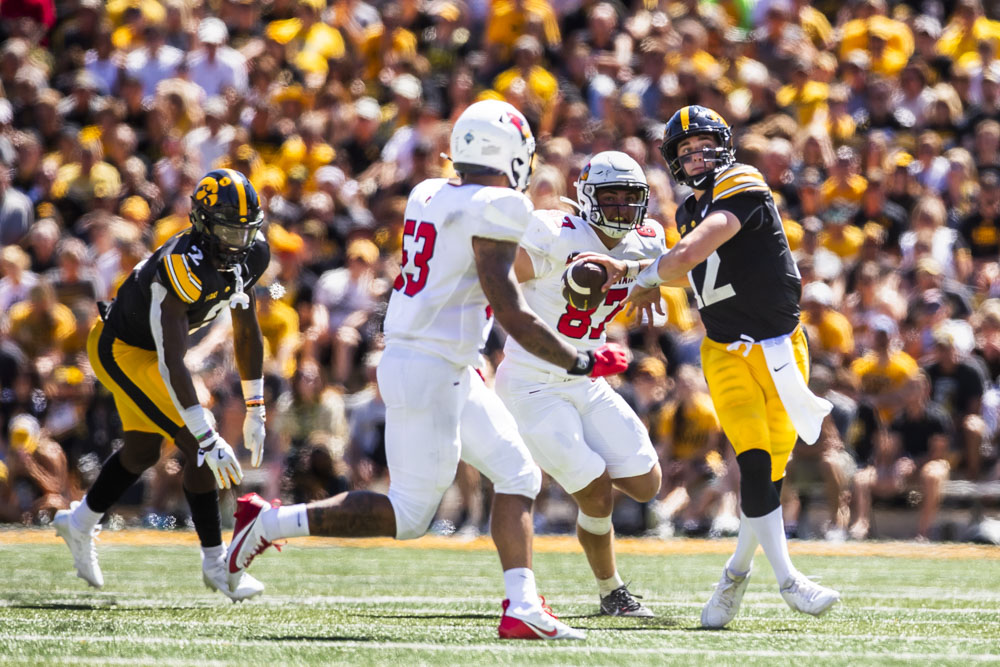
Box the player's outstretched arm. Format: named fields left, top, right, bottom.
left=473, top=236, right=578, bottom=370
left=633, top=210, right=741, bottom=288
left=151, top=281, right=243, bottom=489
left=232, top=291, right=266, bottom=467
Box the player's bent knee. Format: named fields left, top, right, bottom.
left=492, top=462, right=542, bottom=500
left=577, top=510, right=613, bottom=535
left=737, top=449, right=780, bottom=517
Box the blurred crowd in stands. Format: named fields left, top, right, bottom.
left=2, top=0, right=1000, bottom=543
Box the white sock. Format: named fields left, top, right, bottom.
left=726, top=512, right=760, bottom=577
left=598, top=572, right=624, bottom=596
left=262, top=504, right=310, bottom=541
left=503, top=567, right=539, bottom=612
left=202, top=543, right=225, bottom=563
left=745, top=506, right=797, bottom=585
left=70, top=497, right=104, bottom=533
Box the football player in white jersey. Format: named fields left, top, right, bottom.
left=226, top=100, right=631, bottom=640
left=495, top=151, right=664, bottom=617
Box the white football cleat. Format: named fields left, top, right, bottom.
left=53, top=502, right=104, bottom=588
left=203, top=553, right=264, bottom=602
left=780, top=573, right=840, bottom=616
left=498, top=599, right=586, bottom=640
left=228, top=493, right=281, bottom=585
left=701, top=566, right=750, bottom=629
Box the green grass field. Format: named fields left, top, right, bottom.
left=1, top=530, right=999, bottom=666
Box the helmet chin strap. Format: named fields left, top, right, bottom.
left=229, top=262, right=250, bottom=310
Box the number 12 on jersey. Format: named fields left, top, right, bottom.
left=393, top=219, right=437, bottom=296
left=690, top=251, right=734, bottom=308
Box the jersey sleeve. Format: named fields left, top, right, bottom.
left=519, top=209, right=563, bottom=278
left=636, top=218, right=668, bottom=257
left=473, top=189, right=534, bottom=243
left=243, top=233, right=271, bottom=290
left=156, top=252, right=204, bottom=304
left=710, top=165, right=771, bottom=228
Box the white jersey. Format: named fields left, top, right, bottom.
left=503, top=210, right=666, bottom=375
left=383, top=178, right=534, bottom=367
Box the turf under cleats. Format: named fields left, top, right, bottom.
left=498, top=598, right=586, bottom=640
left=228, top=493, right=282, bottom=587
left=599, top=584, right=654, bottom=617
left=203, top=552, right=265, bottom=602
left=53, top=501, right=104, bottom=588
left=780, top=573, right=840, bottom=616
left=701, top=566, right=750, bottom=628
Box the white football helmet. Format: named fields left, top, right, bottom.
left=575, top=151, right=649, bottom=238
left=450, top=100, right=536, bottom=191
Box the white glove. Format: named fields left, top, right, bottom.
left=242, top=379, right=266, bottom=468
left=181, top=404, right=243, bottom=490
left=243, top=404, right=266, bottom=468
left=197, top=433, right=244, bottom=490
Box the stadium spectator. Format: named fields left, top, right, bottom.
left=0, top=414, right=69, bottom=523
left=850, top=372, right=953, bottom=540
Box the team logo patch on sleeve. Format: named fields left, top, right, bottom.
left=636, top=225, right=657, bottom=237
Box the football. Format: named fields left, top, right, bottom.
left=562, top=259, right=608, bottom=310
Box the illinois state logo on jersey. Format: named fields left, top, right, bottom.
left=635, top=225, right=657, bottom=237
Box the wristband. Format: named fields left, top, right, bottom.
left=623, top=260, right=641, bottom=280
left=566, top=350, right=595, bottom=375
left=635, top=257, right=665, bottom=288
left=180, top=404, right=218, bottom=451
left=242, top=378, right=265, bottom=407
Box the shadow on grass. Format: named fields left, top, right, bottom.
left=8, top=602, right=113, bottom=611
left=263, top=635, right=374, bottom=642
left=357, top=612, right=496, bottom=621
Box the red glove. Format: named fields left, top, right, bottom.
left=590, top=343, right=629, bottom=378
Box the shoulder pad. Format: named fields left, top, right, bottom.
left=477, top=187, right=533, bottom=237
left=712, top=164, right=769, bottom=203
left=531, top=208, right=569, bottom=231
left=159, top=249, right=205, bottom=304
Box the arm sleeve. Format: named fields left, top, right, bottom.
left=243, top=236, right=272, bottom=290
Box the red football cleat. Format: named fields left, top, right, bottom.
left=228, top=493, right=282, bottom=584
left=498, top=598, right=586, bottom=640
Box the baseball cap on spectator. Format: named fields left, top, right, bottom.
left=916, top=256, right=942, bottom=277
left=9, top=414, right=41, bottom=454
left=120, top=196, right=150, bottom=224
left=933, top=327, right=956, bottom=348
left=198, top=17, right=228, bottom=45
left=913, top=15, right=942, bottom=39
left=430, top=1, right=461, bottom=22
left=870, top=314, right=897, bottom=336
left=391, top=74, right=422, bottom=101
left=346, top=238, right=379, bottom=265
left=844, top=50, right=871, bottom=71
left=287, top=164, right=309, bottom=184
left=355, top=97, right=381, bottom=121
left=922, top=288, right=946, bottom=310
left=204, top=96, right=227, bottom=118
left=1, top=245, right=31, bottom=271
left=802, top=280, right=834, bottom=307
left=984, top=62, right=1000, bottom=85
left=269, top=224, right=304, bottom=254
left=893, top=151, right=915, bottom=169
left=316, top=165, right=346, bottom=189
left=73, top=70, right=99, bottom=92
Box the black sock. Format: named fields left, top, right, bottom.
left=184, top=488, right=222, bottom=548
left=86, top=451, right=141, bottom=513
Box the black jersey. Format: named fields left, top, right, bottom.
left=105, top=230, right=270, bottom=350
left=676, top=163, right=801, bottom=344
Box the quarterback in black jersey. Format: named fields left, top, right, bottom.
left=578, top=106, right=839, bottom=627
left=53, top=169, right=271, bottom=601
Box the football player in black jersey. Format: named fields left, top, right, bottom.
left=578, top=106, right=840, bottom=627
left=53, top=169, right=271, bottom=601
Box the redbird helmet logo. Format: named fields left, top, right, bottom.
left=506, top=111, right=531, bottom=142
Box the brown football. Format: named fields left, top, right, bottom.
left=561, top=260, right=608, bottom=311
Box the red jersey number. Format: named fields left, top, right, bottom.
left=556, top=287, right=629, bottom=339
left=393, top=219, right=438, bottom=296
